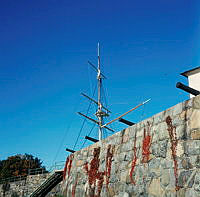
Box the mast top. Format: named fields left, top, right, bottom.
left=98, top=42, right=100, bottom=57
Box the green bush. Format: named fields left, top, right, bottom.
left=0, top=153, right=46, bottom=179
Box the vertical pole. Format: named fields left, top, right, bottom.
left=97, top=43, right=103, bottom=141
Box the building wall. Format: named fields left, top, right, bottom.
left=188, top=72, right=200, bottom=98
left=62, top=95, right=200, bottom=197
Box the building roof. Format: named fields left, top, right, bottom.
left=181, top=66, right=200, bottom=77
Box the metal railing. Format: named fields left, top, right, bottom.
left=47, top=161, right=65, bottom=173
left=28, top=168, right=48, bottom=175
left=0, top=175, right=27, bottom=184
left=0, top=161, right=65, bottom=185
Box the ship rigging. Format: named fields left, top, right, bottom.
left=66, top=43, right=150, bottom=153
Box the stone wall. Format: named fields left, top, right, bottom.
left=0, top=173, right=62, bottom=197
left=62, top=95, right=200, bottom=197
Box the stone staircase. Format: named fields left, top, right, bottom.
left=29, top=170, right=63, bottom=197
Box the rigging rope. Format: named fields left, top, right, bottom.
left=51, top=97, right=81, bottom=166
left=80, top=123, right=96, bottom=149
left=72, top=85, right=97, bottom=150
left=101, top=82, right=109, bottom=110
left=140, top=101, right=146, bottom=122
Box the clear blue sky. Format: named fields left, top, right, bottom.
left=0, top=0, right=200, bottom=168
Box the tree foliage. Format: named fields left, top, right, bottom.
left=0, top=154, right=46, bottom=179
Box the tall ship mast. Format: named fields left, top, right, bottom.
left=96, top=43, right=107, bottom=140
left=78, top=43, right=111, bottom=141
left=66, top=44, right=150, bottom=153
left=77, top=43, right=150, bottom=143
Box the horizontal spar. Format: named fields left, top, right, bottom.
left=119, top=118, right=135, bottom=126
left=77, top=112, right=115, bottom=132
left=66, top=148, right=75, bottom=153
left=88, top=61, right=107, bottom=79
left=81, top=92, right=111, bottom=113
left=85, top=136, right=99, bottom=143
left=102, top=99, right=151, bottom=128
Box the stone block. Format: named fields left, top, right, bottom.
left=183, top=98, right=193, bottom=110
left=193, top=95, right=200, bottom=109
left=184, top=140, right=200, bottom=155
left=149, top=158, right=161, bottom=169
left=124, top=151, right=133, bottom=162
left=164, top=108, right=173, bottom=120
left=120, top=171, right=128, bottom=183
left=118, top=152, right=127, bottom=162
left=152, top=139, right=168, bottom=158
left=151, top=124, right=159, bottom=143
left=161, top=169, right=170, bottom=187
left=194, top=172, right=200, bottom=192
left=173, top=115, right=185, bottom=127
left=176, top=124, right=187, bottom=140
left=122, top=192, right=130, bottom=197
left=172, top=102, right=183, bottom=116
left=195, top=156, right=200, bottom=168
left=128, top=125, right=137, bottom=139
left=136, top=128, right=144, bottom=138
left=179, top=110, right=187, bottom=121
left=120, top=129, right=126, bottom=137
left=176, top=188, right=186, bottom=197
left=119, top=161, right=130, bottom=172
left=148, top=178, right=164, bottom=196
left=166, top=169, right=176, bottom=189
left=135, top=136, right=143, bottom=148
left=136, top=120, right=143, bottom=131
left=110, top=174, right=119, bottom=183
left=121, top=133, right=130, bottom=144
left=191, top=129, right=200, bottom=140
left=104, top=135, right=120, bottom=145
left=115, top=145, right=122, bottom=155
left=158, top=122, right=169, bottom=141
left=190, top=109, right=200, bottom=130
left=178, top=170, right=194, bottom=188
left=181, top=157, right=193, bottom=170
left=106, top=186, right=115, bottom=197
left=153, top=111, right=165, bottom=125
left=76, top=160, right=84, bottom=167
left=176, top=142, right=184, bottom=157
left=120, top=141, right=134, bottom=153
left=180, top=108, right=193, bottom=122
left=148, top=170, right=161, bottom=180
left=185, top=188, right=199, bottom=197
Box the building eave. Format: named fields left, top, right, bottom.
left=181, top=66, right=200, bottom=78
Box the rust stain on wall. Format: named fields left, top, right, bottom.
left=142, top=122, right=153, bottom=163
left=83, top=145, right=115, bottom=197
left=105, top=144, right=115, bottom=190
left=130, top=131, right=138, bottom=185
left=72, top=175, right=78, bottom=197
left=63, top=154, right=74, bottom=180
left=63, top=157, right=69, bottom=180
left=166, top=115, right=180, bottom=191
left=63, top=154, right=74, bottom=195
left=130, top=122, right=153, bottom=185
left=83, top=147, right=104, bottom=197
left=68, top=156, right=73, bottom=176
